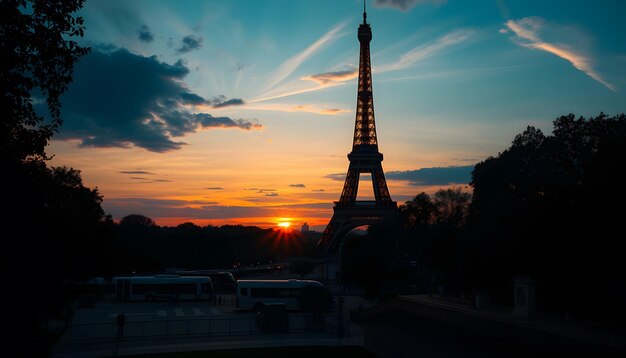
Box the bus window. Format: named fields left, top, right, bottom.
left=240, top=287, right=248, bottom=296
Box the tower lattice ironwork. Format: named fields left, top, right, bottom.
left=318, top=6, right=398, bottom=253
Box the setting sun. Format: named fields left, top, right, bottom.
left=277, top=221, right=291, bottom=228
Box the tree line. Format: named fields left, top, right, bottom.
left=345, top=113, right=626, bottom=327
left=113, top=214, right=322, bottom=274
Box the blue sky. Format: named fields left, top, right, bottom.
left=49, top=0, right=626, bottom=229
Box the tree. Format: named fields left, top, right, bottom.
left=468, top=113, right=626, bottom=323
left=1, top=0, right=89, bottom=161
left=432, top=187, right=471, bottom=227
left=2, top=2, right=93, bottom=356
left=399, top=192, right=435, bottom=229
left=5, top=163, right=113, bottom=357
left=120, top=214, right=157, bottom=227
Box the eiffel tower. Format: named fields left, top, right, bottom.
left=318, top=5, right=398, bottom=253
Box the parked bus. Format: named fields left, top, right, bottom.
left=236, top=279, right=330, bottom=311
left=113, top=275, right=213, bottom=302
left=173, top=270, right=236, bottom=293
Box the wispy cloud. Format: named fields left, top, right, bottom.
left=374, top=0, right=446, bottom=12
left=120, top=170, right=154, bottom=175
left=301, top=69, right=357, bottom=85
left=378, top=29, right=474, bottom=72
left=251, top=83, right=343, bottom=103
left=255, top=28, right=471, bottom=103
left=503, top=17, right=614, bottom=91
left=241, top=102, right=349, bottom=116
left=289, top=184, right=306, bottom=188
left=264, top=22, right=346, bottom=91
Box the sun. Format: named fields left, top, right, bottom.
left=277, top=221, right=291, bottom=228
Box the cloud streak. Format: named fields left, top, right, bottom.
left=301, top=69, right=357, bottom=85
left=503, top=17, right=614, bottom=91
left=254, top=26, right=471, bottom=103
left=325, top=165, right=473, bottom=186
left=120, top=170, right=154, bottom=175
left=265, top=22, right=346, bottom=91
left=378, top=29, right=474, bottom=72
left=374, top=0, right=446, bottom=12
left=241, top=102, right=349, bottom=116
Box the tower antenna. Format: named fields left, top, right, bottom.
left=363, top=0, right=367, bottom=24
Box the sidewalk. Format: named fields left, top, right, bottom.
left=53, top=332, right=363, bottom=358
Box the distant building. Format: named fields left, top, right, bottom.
left=301, top=222, right=310, bottom=233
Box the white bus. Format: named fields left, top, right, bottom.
left=113, top=275, right=214, bottom=302
left=236, top=279, right=328, bottom=311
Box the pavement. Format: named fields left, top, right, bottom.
left=54, top=333, right=363, bottom=358
left=52, top=293, right=370, bottom=357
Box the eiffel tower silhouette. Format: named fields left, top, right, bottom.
left=318, top=5, right=399, bottom=253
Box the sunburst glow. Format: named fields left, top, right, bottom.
left=278, top=221, right=291, bottom=228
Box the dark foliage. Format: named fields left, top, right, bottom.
left=5, top=162, right=113, bottom=357
left=341, top=222, right=404, bottom=297
left=1, top=0, right=89, bottom=161
left=467, top=113, right=626, bottom=323
left=396, top=113, right=626, bottom=325
left=2, top=1, right=94, bottom=356
left=113, top=219, right=324, bottom=274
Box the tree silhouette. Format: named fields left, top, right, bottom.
left=120, top=214, right=157, bottom=227
left=1, top=0, right=89, bottom=161
left=468, top=113, right=626, bottom=323
left=399, top=192, right=435, bottom=229
left=2, top=2, right=93, bottom=356
left=433, top=187, right=471, bottom=227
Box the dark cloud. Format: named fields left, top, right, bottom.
left=325, top=165, right=473, bottom=186
left=302, top=69, right=357, bottom=85
left=212, top=98, right=244, bottom=108
left=119, top=170, right=154, bottom=175
left=312, top=189, right=326, bottom=192
left=257, top=189, right=276, bottom=193
left=137, top=25, right=154, bottom=43
left=128, top=176, right=172, bottom=183
left=205, top=187, right=224, bottom=190
left=177, top=35, right=203, bottom=54
left=373, top=0, right=445, bottom=12
left=59, top=47, right=261, bottom=152
left=386, top=166, right=473, bottom=186
left=234, top=62, right=246, bottom=72
left=324, top=173, right=345, bottom=181
left=264, top=192, right=279, bottom=197
left=289, top=184, right=306, bottom=188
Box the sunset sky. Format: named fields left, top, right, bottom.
left=48, top=0, right=626, bottom=230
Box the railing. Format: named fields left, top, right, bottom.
left=59, top=314, right=325, bottom=344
